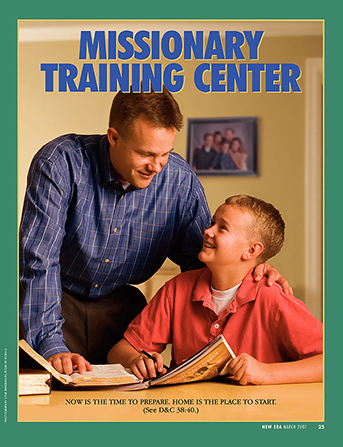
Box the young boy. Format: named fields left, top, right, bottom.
left=107, top=195, right=323, bottom=385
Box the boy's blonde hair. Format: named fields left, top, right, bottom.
left=225, top=195, right=285, bottom=263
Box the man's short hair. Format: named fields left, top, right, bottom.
left=109, top=86, right=184, bottom=138
left=225, top=195, right=285, bottom=263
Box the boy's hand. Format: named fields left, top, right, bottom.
left=130, top=352, right=167, bottom=381
left=48, top=352, right=93, bottom=375
left=227, top=353, right=269, bottom=385
left=253, top=263, right=293, bottom=296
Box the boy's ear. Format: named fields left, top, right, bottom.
left=107, top=127, right=119, bottom=147
left=242, top=242, right=264, bottom=261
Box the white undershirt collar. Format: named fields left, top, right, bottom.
left=210, top=282, right=242, bottom=316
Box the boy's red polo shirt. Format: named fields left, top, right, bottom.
left=124, top=267, right=323, bottom=368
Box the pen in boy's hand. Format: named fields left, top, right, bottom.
left=141, top=350, right=169, bottom=371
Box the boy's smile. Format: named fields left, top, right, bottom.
left=203, top=242, right=215, bottom=249
left=199, top=204, right=254, bottom=271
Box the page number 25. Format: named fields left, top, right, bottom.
left=318, top=425, right=325, bottom=429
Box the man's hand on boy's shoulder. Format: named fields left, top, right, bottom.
left=253, top=263, right=293, bottom=296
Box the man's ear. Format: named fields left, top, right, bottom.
left=107, top=127, right=119, bottom=147
left=242, top=242, right=264, bottom=261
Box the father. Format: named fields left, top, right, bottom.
left=19, top=87, right=290, bottom=374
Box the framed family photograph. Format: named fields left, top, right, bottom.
left=187, top=117, right=258, bottom=176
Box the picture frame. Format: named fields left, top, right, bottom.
left=186, top=117, right=258, bottom=176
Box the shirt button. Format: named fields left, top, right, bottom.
left=104, top=259, right=110, bottom=263
left=214, top=323, right=220, bottom=329
left=94, top=284, right=99, bottom=288
left=113, top=228, right=118, bottom=233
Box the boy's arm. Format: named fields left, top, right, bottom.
left=228, top=353, right=323, bottom=386
left=107, top=338, right=166, bottom=381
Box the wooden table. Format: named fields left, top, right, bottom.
left=18, top=379, right=324, bottom=422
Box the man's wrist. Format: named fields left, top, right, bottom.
left=38, top=338, right=70, bottom=360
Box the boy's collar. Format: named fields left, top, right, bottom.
left=192, top=267, right=258, bottom=310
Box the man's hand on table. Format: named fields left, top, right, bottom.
left=48, top=352, right=93, bottom=375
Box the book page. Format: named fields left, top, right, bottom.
left=19, top=340, right=139, bottom=385
left=150, top=335, right=235, bottom=387
left=69, top=364, right=136, bottom=381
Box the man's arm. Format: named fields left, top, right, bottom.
left=168, top=174, right=211, bottom=271
left=19, top=153, right=74, bottom=364
left=228, top=353, right=323, bottom=385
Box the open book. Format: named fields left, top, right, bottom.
left=19, top=339, right=139, bottom=387
left=119, top=334, right=236, bottom=390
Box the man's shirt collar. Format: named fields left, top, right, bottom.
left=99, top=137, right=136, bottom=192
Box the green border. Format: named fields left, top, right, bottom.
left=1, top=0, right=341, bottom=444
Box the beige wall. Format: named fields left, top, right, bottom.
left=18, top=22, right=323, bottom=307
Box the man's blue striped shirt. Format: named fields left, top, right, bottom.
left=19, top=134, right=211, bottom=358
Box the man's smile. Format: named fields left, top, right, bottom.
left=138, top=171, right=155, bottom=179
